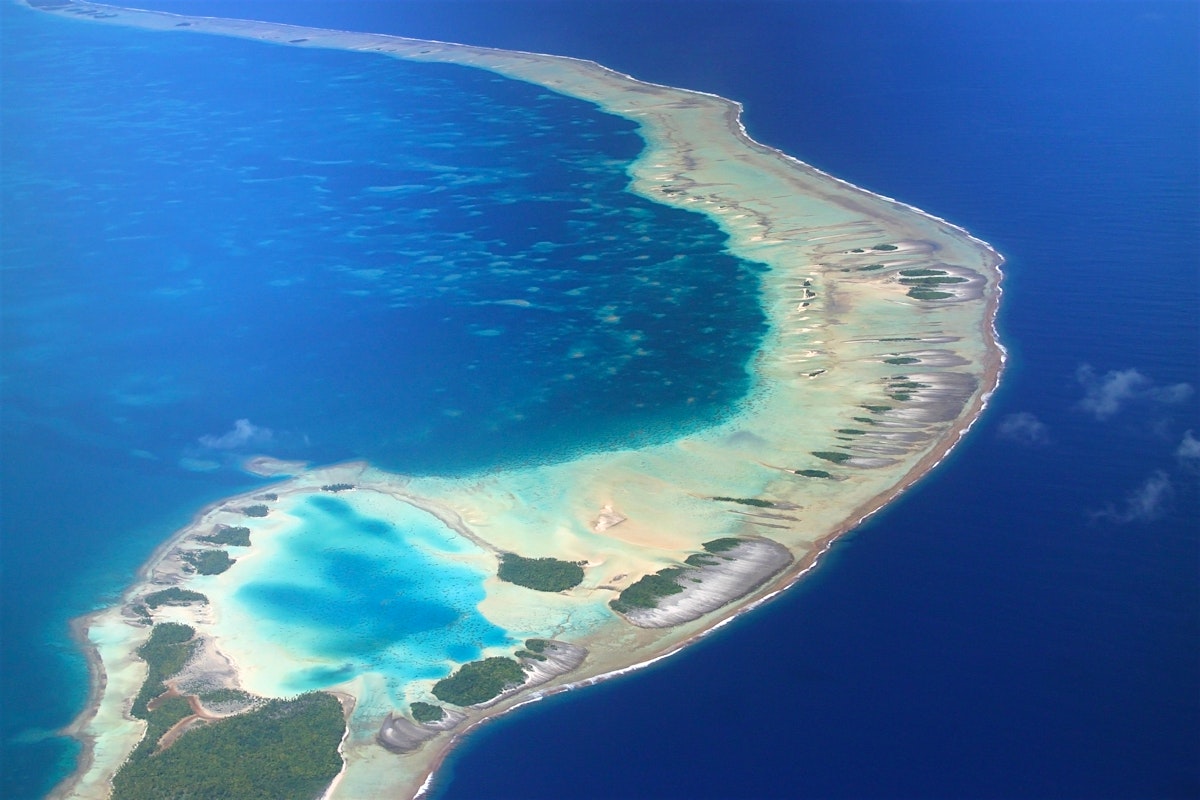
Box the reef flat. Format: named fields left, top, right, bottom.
left=30, top=2, right=1004, bottom=798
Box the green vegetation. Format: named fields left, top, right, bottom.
left=515, top=649, right=548, bottom=661
left=321, top=483, right=354, bottom=492
left=198, top=688, right=254, bottom=707
left=132, top=623, right=197, bottom=719
left=848, top=248, right=865, bottom=253
left=852, top=416, right=877, bottom=425
left=134, top=696, right=194, bottom=761
left=899, top=276, right=967, bottom=286
left=524, top=639, right=549, bottom=654
left=111, top=692, right=344, bottom=800
left=611, top=567, right=686, bottom=613
left=862, top=404, right=893, bottom=413
left=410, top=702, right=445, bottom=724
left=883, top=357, right=920, bottom=365
left=837, top=428, right=867, bottom=435
left=258, top=493, right=278, bottom=501
left=891, top=380, right=929, bottom=390
left=795, top=469, right=832, bottom=478
left=711, top=496, right=775, bottom=508
left=871, top=243, right=899, bottom=251
left=497, top=553, right=584, bottom=592
left=143, top=588, right=208, bottom=609
left=243, top=504, right=269, bottom=518
left=811, top=451, right=852, bottom=464
left=200, top=526, right=251, bottom=547
left=185, top=549, right=234, bottom=576
left=610, top=538, right=746, bottom=615
left=856, top=263, right=886, bottom=271
left=898, top=268, right=945, bottom=277
left=432, top=657, right=525, bottom=706
left=907, top=288, right=953, bottom=300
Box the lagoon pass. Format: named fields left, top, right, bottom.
left=33, top=2, right=1004, bottom=798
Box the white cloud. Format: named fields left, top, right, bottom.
left=997, top=412, right=1050, bottom=446
left=198, top=419, right=273, bottom=450
left=1075, top=364, right=1193, bottom=421
left=1177, top=430, right=1200, bottom=464
left=1090, top=471, right=1174, bottom=524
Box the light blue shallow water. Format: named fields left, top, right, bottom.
left=232, top=495, right=508, bottom=693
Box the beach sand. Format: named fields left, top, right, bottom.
left=31, top=2, right=1005, bottom=798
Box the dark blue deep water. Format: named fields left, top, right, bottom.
left=2, top=2, right=1197, bottom=798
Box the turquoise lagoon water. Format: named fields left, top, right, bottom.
left=231, top=494, right=509, bottom=693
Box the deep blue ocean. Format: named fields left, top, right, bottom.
left=2, top=2, right=1197, bottom=799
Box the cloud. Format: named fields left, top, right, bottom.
left=1177, top=430, right=1200, bottom=462
left=1089, top=471, right=1174, bottom=524
left=1075, top=364, right=1193, bottom=421
left=997, top=412, right=1050, bottom=446
left=198, top=419, right=273, bottom=451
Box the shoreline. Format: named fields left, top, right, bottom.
left=411, top=317, right=1005, bottom=797
left=45, top=479, right=287, bottom=800
left=412, top=347, right=1003, bottom=794
left=24, top=2, right=1005, bottom=798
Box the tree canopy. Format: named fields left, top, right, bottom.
left=497, top=553, right=584, bottom=592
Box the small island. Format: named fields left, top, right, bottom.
left=611, top=538, right=793, bottom=626
left=432, top=657, right=526, bottom=706
left=497, top=553, right=585, bottom=592
left=409, top=702, right=445, bottom=723
left=142, top=587, right=208, bottom=609
left=198, top=525, right=251, bottom=547
left=183, top=549, right=234, bottom=575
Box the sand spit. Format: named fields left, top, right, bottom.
left=28, top=1, right=1005, bottom=799
left=621, top=539, right=794, bottom=628
left=171, top=637, right=240, bottom=700
left=468, top=640, right=591, bottom=710
left=242, top=455, right=308, bottom=477
left=377, top=715, right=439, bottom=754
left=517, top=640, right=589, bottom=688
left=888, top=372, right=980, bottom=424
left=593, top=504, right=628, bottom=532
left=378, top=703, right=471, bottom=753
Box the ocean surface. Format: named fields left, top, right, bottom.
left=1, top=2, right=1197, bottom=799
